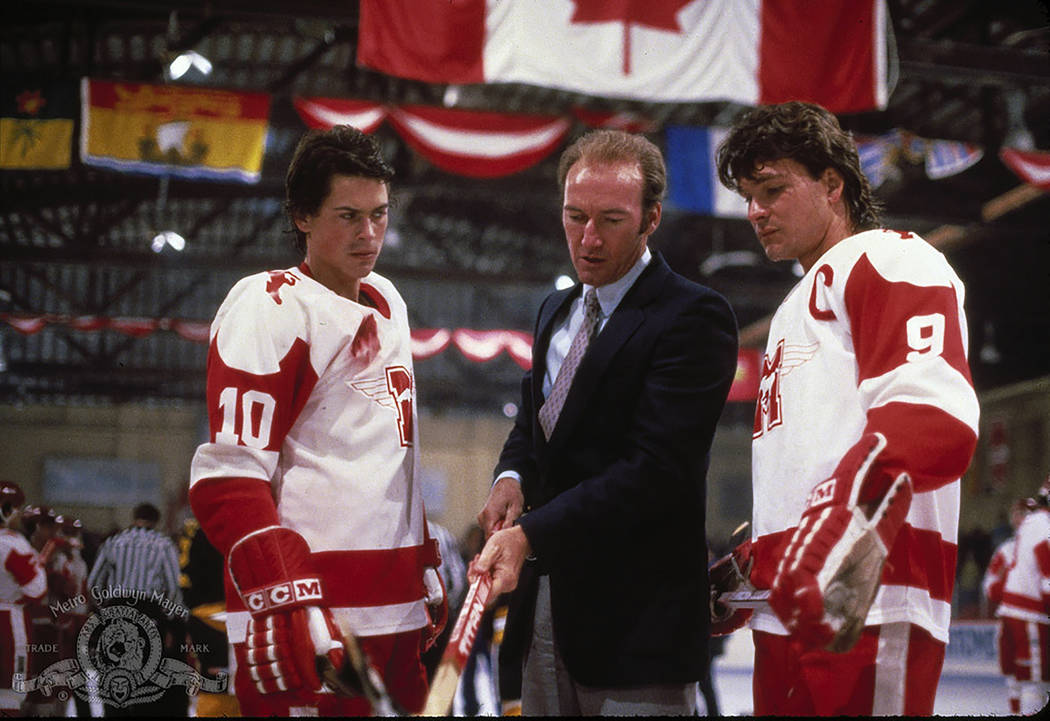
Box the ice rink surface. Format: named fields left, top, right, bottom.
left=706, top=622, right=1022, bottom=717
left=709, top=666, right=1011, bottom=716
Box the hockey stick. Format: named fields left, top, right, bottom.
left=420, top=572, right=494, bottom=716
left=327, top=618, right=406, bottom=716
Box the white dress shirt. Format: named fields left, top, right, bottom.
left=497, top=247, right=652, bottom=487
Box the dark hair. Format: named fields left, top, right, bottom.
left=557, top=129, right=666, bottom=217
left=133, top=503, right=161, bottom=524
left=285, top=125, right=395, bottom=254
left=716, top=101, right=881, bottom=232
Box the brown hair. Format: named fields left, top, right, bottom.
left=716, top=101, right=881, bottom=232
left=557, top=129, right=666, bottom=216
left=285, top=125, right=394, bottom=253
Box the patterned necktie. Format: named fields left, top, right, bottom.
left=538, top=288, right=602, bottom=440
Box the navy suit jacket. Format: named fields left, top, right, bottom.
left=496, top=252, right=739, bottom=687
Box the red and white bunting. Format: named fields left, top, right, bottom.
left=999, top=147, right=1050, bottom=191
left=0, top=314, right=758, bottom=400
left=388, top=105, right=571, bottom=178
left=292, top=97, right=388, bottom=133
left=411, top=328, right=453, bottom=360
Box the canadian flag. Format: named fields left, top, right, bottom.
left=358, top=0, right=890, bottom=114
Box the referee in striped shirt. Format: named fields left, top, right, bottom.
left=87, top=502, right=188, bottom=716
left=88, top=503, right=183, bottom=610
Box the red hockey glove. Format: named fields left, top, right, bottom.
left=228, top=526, right=345, bottom=694
left=769, top=432, right=913, bottom=652
left=421, top=567, right=448, bottom=652
left=709, top=539, right=756, bottom=636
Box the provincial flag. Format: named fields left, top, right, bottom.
left=0, top=81, right=76, bottom=169
left=665, top=126, right=746, bottom=218
left=358, top=0, right=889, bottom=113
left=80, top=78, right=271, bottom=183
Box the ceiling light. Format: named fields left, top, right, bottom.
left=167, top=50, right=212, bottom=81
left=151, top=231, right=186, bottom=253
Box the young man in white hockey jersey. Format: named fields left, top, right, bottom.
left=995, top=477, right=1050, bottom=715
left=189, top=125, right=446, bottom=716
left=712, top=101, right=979, bottom=715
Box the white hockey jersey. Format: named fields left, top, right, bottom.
left=190, top=264, right=428, bottom=641
left=750, top=229, right=979, bottom=643
left=1, top=528, right=45, bottom=692
left=997, top=509, right=1050, bottom=625
left=0, top=528, right=45, bottom=604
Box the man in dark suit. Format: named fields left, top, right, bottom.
left=473, top=129, right=739, bottom=715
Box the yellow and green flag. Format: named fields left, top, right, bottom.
left=0, top=81, right=76, bottom=169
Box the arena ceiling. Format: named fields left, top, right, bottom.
left=1, top=0, right=1048, bottom=411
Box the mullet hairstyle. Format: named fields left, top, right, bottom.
left=557, top=129, right=667, bottom=224
left=285, top=125, right=395, bottom=254
left=716, top=101, right=882, bottom=232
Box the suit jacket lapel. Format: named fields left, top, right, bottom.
left=544, top=255, right=672, bottom=449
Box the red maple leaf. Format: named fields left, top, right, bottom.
left=16, top=89, right=46, bottom=116
left=570, top=0, right=694, bottom=74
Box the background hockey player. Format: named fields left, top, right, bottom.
left=982, top=498, right=1029, bottom=713
left=189, top=125, right=446, bottom=716
left=712, top=101, right=979, bottom=715
left=983, top=499, right=1029, bottom=618
left=0, top=481, right=46, bottom=715
left=20, top=504, right=77, bottom=717
left=994, top=476, right=1050, bottom=715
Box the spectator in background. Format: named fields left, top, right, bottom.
left=994, top=476, right=1050, bottom=715
left=88, top=502, right=188, bottom=717
left=0, top=481, right=46, bottom=715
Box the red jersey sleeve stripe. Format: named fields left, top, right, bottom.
left=206, top=336, right=318, bottom=451
left=866, top=402, right=977, bottom=493
left=189, top=476, right=280, bottom=556
left=845, top=253, right=972, bottom=387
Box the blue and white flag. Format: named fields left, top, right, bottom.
left=665, top=126, right=747, bottom=218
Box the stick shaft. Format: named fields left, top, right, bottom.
left=722, top=589, right=770, bottom=609
left=420, top=574, right=493, bottom=716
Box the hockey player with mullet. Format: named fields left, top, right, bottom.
left=713, top=101, right=979, bottom=715
left=189, top=125, right=446, bottom=716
